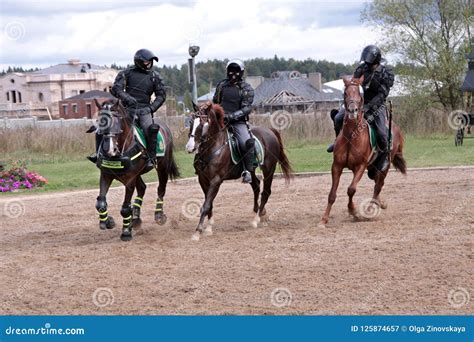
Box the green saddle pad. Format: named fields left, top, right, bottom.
left=369, top=125, right=393, bottom=152
left=227, top=130, right=264, bottom=167
left=133, top=125, right=166, bottom=157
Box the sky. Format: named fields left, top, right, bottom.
left=0, top=0, right=379, bottom=70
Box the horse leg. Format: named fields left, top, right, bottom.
left=120, top=179, right=136, bottom=241
left=192, top=178, right=222, bottom=241
left=96, top=172, right=115, bottom=230
left=155, top=165, right=168, bottom=225
left=347, top=165, right=366, bottom=218
left=250, top=172, right=261, bottom=228
left=132, top=175, right=146, bottom=224
left=372, top=172, right=388, bottom=210
left=257, top=167, right=275, bottom=225
left=319, top=164, right=343, bottom=227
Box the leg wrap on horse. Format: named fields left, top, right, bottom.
left=120, top=205, right=132, bottom=227
left=96, top=196, right=108, bottom=221
left=155, top=198, right=164, bottom=213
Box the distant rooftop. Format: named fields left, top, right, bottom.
left=32, top=59, right=108, bottom=75
left=65, top=90, right=114, bottom=100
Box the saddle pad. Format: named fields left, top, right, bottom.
left=369, top=125, right=393, bottom=152
left=133, top=125, right=166, bottom=157
left=227, top=130, right=264, bottom=166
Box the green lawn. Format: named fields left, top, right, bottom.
left=2, top=134, right=473, bottom=194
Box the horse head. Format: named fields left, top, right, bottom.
left=94, top=98, right=128, bottom=158
left=185, top=101, right=224, bottom=153
left=343, top=75, right=364, bottom=121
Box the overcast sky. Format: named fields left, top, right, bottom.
left=0, top=0, right=379, bottom=70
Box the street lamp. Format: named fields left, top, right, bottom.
left=188, top=45, right=200, bottom=104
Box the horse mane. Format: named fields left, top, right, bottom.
left=210, top=103, right=225, bottom=128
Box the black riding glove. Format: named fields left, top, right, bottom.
left=122, top=94, right=137, bottom=107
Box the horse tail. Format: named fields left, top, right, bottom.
left=270, top=128, right=294, bottom=184
left=392, top=131, right=407, bottom=175
left=166, top=141, right=180, bottom=180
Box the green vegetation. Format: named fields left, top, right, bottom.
left=1, top=134, right=473, bottom=195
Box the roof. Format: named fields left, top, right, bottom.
left=461, top=69, right=474, bottom=92
left=65, top=90, right=115, bottom=100
left=33, top=61, right=107, bottom=75
left=324, top=75, right=414, bottom=98
left=254, top=72, right=342, bottom=106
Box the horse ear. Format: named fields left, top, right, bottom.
left=111, top=98, right=119, bottom=110
left=94, top=98, right=102, bottom=110
left=192, top=102, right=200, bottom=112
left=342, top=76, right=351, bottom=87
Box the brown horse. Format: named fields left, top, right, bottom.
left=319, top=76, right=407, bottom=227
left=186, top=101, right=293, bottom=241
left=93, top=99, right=179, bottom=241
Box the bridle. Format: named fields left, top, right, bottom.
left=344, top=81, right=364, bottom=125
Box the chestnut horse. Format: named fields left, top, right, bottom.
left=186, top=101, right=293, bottom=241
left=93, top=99, right=179, bottom=241
left=319, top=76, right=406, bottom=227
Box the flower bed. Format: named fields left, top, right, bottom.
left=0, top=162, right=48, bottom=192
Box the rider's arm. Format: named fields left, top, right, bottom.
left=213, top=81, right=223, bottom=104
left=367, top=67, right=394, bottom=109
left=111, top=70, right=132, bottom=102
left=149, top=73, right=166, bottom=113
left=229, top=83, right=254, bottom=121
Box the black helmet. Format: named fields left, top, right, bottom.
left=134, top=49, right=158, bottom=71
left=360, top=45, right=382, bottom=65
left=226, top=59, right=245, bottom=82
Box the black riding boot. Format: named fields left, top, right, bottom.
left=327, top=109, right=344, bottom=153
left=241, top=138, right=255, bottom=183
left=87, top=133, right=103, bottom=163
left=145, top=124, right=160, bottom=168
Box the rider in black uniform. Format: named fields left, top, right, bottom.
left=327, top=45, right=394, bottom=172
left=87, top=49, right=166, bottom=167
left=213, top=59, right=255, bottom=183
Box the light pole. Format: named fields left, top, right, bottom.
left=188, top=45, right=200, bottom=104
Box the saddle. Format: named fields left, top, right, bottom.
left=227, top=128, right=264, bottom=167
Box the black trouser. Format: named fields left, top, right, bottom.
left=231, top=121, right=255, bottom=172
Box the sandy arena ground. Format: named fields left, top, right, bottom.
left=0, top=167, right=472, bottom=315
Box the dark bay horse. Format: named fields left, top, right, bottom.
left=319, top=76, right=407, bottom=227
left=93, top=99, right=179, bottom=241
left=186, top=101, right=293, bottom=241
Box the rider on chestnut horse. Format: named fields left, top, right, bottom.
left=327, top=45, right=395, bottom=172
left=213, top=59, right=255, bottom=183
left=87, top=49, right=166, bottom=168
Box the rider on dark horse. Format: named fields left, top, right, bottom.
left=87, top=49, right=166, bottom=168
left=213, top=59, right=255, bottom=183
left=327, top=45, right=395, bottom=172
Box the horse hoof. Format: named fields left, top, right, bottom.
left=155, top=213, right=167, bottom=225
left=99, top=217, right=116, bottom=230
left=120, top=232, right=132, bottom=241
left=380, top=201, right=388, bottom=209
left=251, top=214, right=260, bottom=228
left=191, top=231, right=200, bottom=241
left=132, top=218, right=142, bottom=227
left=203, top=226, right=213, bottom=236
left=317, top=223, right=326, bottom=229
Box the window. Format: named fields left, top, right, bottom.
left=38, top=92, right=44, bottom=102
left=10, top=79, right=14, bottom=83
left=63, top=105, right=68, bottom=116
left=72, top=104, right=78, bottom=113
left=18, top=92, right=22, bottom=103
left=79, top=90, right=85, bottom=94
left=11, top=91, right=16, bottom=103
left=6, top=92, right=9, bottom=101
left=71, top=90, right=78, bottom=96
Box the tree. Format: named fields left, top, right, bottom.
left=362, top=0, right=474, bottom=110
